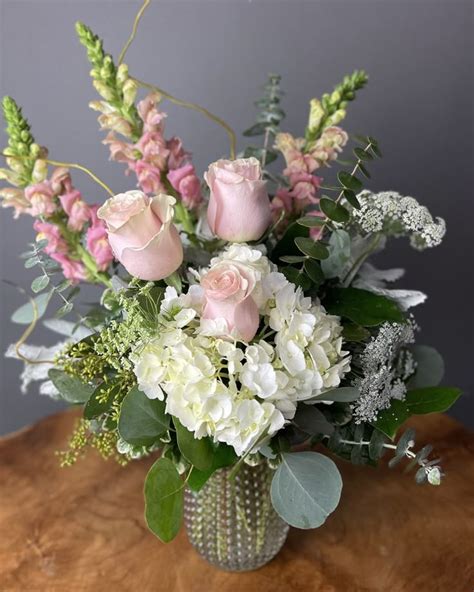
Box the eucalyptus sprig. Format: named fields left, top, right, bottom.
left=243, top=74, right=285, bottom=167
left=305, top=70, right=368, bottom=147
left=76, top=22, right=143, bottom=141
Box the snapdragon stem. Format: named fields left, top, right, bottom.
left=133, top=78, right=237, bottom=160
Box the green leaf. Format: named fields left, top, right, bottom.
left=271, top=222, right=309, bottom=261
left=342, top=189, right=361, bottom=209
left=354, top=147, right=373, bottom=161
left=338, top=171, right=363, bottom=192
left=319, top=198, right=350, bottom=224
left=294, top=237, right=329, bottom=260
left=144, top=457, right=183, bottom=542
left=304, top=259, right=324, bottom=287
left=55, top=301, right=74, bottom=318
left=325, top=287, right=405, bottom=326
left=243, top=146, right=278, bottom=165
left=408, top=345, right=444, bottom=389
left=271, top=452, right=342, bottom=529
left=187, top=443, right=237, bottom=492
left=118, top=386, right=169, bottom=447
left=297, top=216, right=326, bottom=228
left=293, top=406, right=334, bottom=436
left=243, top=122, right=267, bottom=136
left=31, top=275, right=50, bottom=293
left=24, top=257, right=40, bottom=269
left=370, top=144, right=382, bottom=158
left=282, top=266, right=312, bottom=291
left=11, top=291, right=52, bottom=324
left=48, top=368, right=94, bottom=404
left=358, top=163, right=371, bottom=179
left=342, top=322, right=370, bottom=342
left=321, top=229, right=351, bottom=279
left=279, top=255, right=307, bottom=264
left=368, top=429, right=387, bottom=460
left=84, top=381, right=121, bottom=420
left=309, top=387, right=360, bottom=403
left=374, top=386, right=462, bottom=439
left=174, top=419, right=214, bottom=471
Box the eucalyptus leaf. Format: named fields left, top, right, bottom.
left=342, top=189, right=361, bottom=209
left=408, top=345, right=444, bottom=389
left=84, top=381, right=121, bottom=420
left=118, top=386, right=169, bottom=446
left=297, top=216, right=326, bottom=228
left=31, top=275, right=50, bottom=293
left=48, top=368, right=94, bottom=404
left=293, top=406, right=334, bottom=436
left=338, top=171, right=363, bottom=192
left=271, top=222, right=309, bottom=262
left=294, top=237, right=329, bottom=260
left=271, top=452, right=342, bottom=529
left=187, top=443, right=237, bottom=492
left=282, top=266, right=312, bottom=291
left=319, top=198, right=350, bottom=224
left=342, top=322, right=370, bottom=342
left=11, top=291, right=52, bottom=324
left=310, top=387, right=360, bottom=403
left=144, top=457, right=183, bottom=542
left=304, top=259, right=324, bottom=287
left=321, top=229, right=351, bottom=279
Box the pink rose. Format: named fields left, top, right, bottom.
left=205, top=157, right=272, bottom=242
left=25, top=181, right=56, bottom=217
left=86, top=224, right=114, bottom=271
left=167, top=164, right=203, bottom=210
left=201, top=261, right=259, bottom=342
left=133, top=160, right=165, bottom=194
left=33, top=220, right=68, bottom=256
left=136, top=131, right=169, bottom=169
left=51, top=253, right=87, bottom=283
left=97, top=190, right=183, bottom=281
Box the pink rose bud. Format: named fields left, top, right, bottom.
left=97, top=190, right=183, bottom=281
left=201, top=261, right=259, bottom=342
left=133, top=160, right=165, bottom=194
left=86, top=224, right=114, bottom=271
left=205, top=157, right=272, bottom=242
left=24, top=181, right=56, bottom=217
left=167, top=164, right=203, bottom=210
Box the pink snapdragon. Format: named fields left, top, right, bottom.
left=0, top=188, right=30, bottom=218
left=133, top=160, right=165, bottom=194
left=167, top=164, right=202, bottom=210
left=86, top=224, right=114, bottom=271
left=33, top=220, right=68, bottom=255
left=166, top=137, right=190, bottom=170
left=59, top=189, right=90, bottom=231
left=25, top=181, right=57, bottom=217
left=51, top=253, right=88, bottom=283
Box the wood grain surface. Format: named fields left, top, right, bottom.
left=0, top=410, right=473, bottom=592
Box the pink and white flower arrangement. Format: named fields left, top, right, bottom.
left=0, top=4, right=460, bottom=567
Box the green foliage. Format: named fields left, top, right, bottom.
left=319, top=197, right=350, bottom=223
left=305, top=70, right=368, bottom=144
left=309, top=386, right=360, bottom=403
left=281, top=266, right=311, bottom=291
left=187, top=443, right=237, bottom=492
left=118, top=386, right=169, bottom=446
left=293, top=406, right=335, bottom=436
left=342, top=322, right=370, bottom=342
left=242, top=74, right=285, bottom=167
left=84, top=380, right=122, bottom=420
left=325, top=287, right=405, bottom=326
left=174, top=419, right=214, bottom=471
left=0, top=96, right=42, bottom=187
left=321, top=229, right=351, bottom=279
left=271, top=452, right=342, bottom=529
left=408, top=345, right=445, bottom=389
left=11, top=291, right=52, bottom=324
left=374, top=386, right=462, bottom=438
left=75, top=22, right=142, bottom=141
left=294, top=237, right=329, bottom=260
left=144, top=457, right=183, bottom=542
left=48, top=369, right=95, bottom=404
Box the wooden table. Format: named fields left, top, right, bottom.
left=0, top=410, right=473, bottom=591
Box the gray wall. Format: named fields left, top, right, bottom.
left=0, top=0, right=472, bottom=434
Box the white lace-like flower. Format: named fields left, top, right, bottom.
left=352, top=190, right=446, bottom=249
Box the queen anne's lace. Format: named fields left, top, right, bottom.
left=352, top=190, right=446, bottom=250
left=131, top=245, right=351, bottom=455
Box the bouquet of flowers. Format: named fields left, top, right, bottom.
left=1, top=2, right=461, bottom=572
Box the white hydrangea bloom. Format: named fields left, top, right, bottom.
left=131, top=245, right=351, bottom=455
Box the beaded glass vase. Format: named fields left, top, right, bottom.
left=184, top=462, right=289, bottom=571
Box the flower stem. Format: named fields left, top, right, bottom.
left=118, top=0, right=151, bottom=65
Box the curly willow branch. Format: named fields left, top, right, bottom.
left=118, top=0, right=151, bottom=65
left=15, top=295, right=56, bottom=365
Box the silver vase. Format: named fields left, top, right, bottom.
left=184, top=462, right=289, bottom=571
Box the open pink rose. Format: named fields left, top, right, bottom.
left=205, top=157, right=272, bottom=242
left=201, top=261, right=259, bottom=342
left=97, top=190, right=183, bottom=281
left=167, top=164, right=202, bottom=210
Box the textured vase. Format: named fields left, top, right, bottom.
left=184, top=462, right=289, bottom=571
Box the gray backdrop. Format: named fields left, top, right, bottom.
left=0, top=0, right=472, bottom=435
